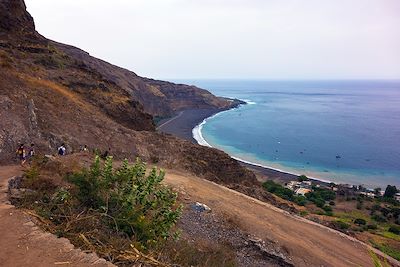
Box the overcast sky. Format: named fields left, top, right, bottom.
left=26, top=0, right=400, bottom=80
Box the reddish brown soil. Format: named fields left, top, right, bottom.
left=164, top=169, right=400, bottom=267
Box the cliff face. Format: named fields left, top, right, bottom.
left=0, top=0, right=256, bottom=187
left=0, top=0, right=35, bottom=34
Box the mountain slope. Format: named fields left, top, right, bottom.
left=0, top=0, right=255, bottom=189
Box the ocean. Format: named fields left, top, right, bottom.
left=178, top=80, right=400, bottom=188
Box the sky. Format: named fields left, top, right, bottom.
left=25, top=0, right=400, bottom=80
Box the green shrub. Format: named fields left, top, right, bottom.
left=299, top=210, right=309, bottom=217
left=263, top=180, right=293, bottom=201
left=333, top=220, right=350, bottom=230
left=383, top=185, right=398, bottom=199
left=322, top=205, right=333, bottom=213
left=367, top=224, right=378, bottom=230
left=294, top=195, right=307, bottom=206
left=24, top=166, right=39, bottom=181
left=305, top=187, right=336, bottom=208
left=388, top=226, right=400, bottom=235
left=298, top=175, right=309, bottom=182
left=354, top=218, right=367, bottom=225
left=313, top=198, right=325, bottom=208
left=262, top=181, right=311, bottom=206
left=68, top=156, right=182, bottom=249
left=372, top=214, right=387, bottom=223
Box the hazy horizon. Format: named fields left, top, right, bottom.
left=26, top=0, right=400, bottom=80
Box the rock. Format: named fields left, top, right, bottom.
left=23, top=221, right=35, bottom=227
left=9, top=188, right=35, bottom=199
left=191, top=202, right=211, bottom=212
left=0, top=0, right=35, bottom=34
left=27, top=99, right=41, bottom=137
left=8, top=176, right=23, bottom=190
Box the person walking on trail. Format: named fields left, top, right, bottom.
left=16, top=144, right=26, bottom=167
left=27, top=143, right=35, bottom=160
left=81, top=144, right=88, bottom=152
left=58, top=143, right=66, bottom=156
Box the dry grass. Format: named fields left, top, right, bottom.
left=160, top=239, right=237, bottom=267
left=0, top=50, right=14, bottom=68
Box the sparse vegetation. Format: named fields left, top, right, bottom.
left=0, top=51, right=14, bottom=68
left=262, top=178, right=400, bottom=260
left=371, top=240, right=400, bottom=261
left=15, top=156, right=186, bottom=265
left=369, top=250, right=391, bottom=267
left=34, top=54, right=66, bottom=69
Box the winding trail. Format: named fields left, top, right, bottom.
left=0, top=165, right=114, bottom=267
left=156, top=111, right=184, bottom=129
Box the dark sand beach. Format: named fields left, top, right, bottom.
left=157, top=108, right=219, bottom=142
left=157, top=108, right=319, bottom=184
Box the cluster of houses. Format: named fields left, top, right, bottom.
left=285, top=180, right=313, bottom=196
left=284, top=178, right=392, bottom=200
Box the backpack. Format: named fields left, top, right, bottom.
left=17, top=148, right=23, bottom=155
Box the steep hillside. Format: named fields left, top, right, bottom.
left=56, top=41, right=236, bottom=117
left=0, top=0, right=236, bottom=118
left=0, top=0, right=256, bottom=189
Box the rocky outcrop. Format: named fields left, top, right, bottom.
left=0, top=0, right=35, bottom=34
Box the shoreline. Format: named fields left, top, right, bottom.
left=157, top=108, right=221, bottom=143
left=159, top=102, right=395, bottom=189
left=157, top=103, right=332, bottom=186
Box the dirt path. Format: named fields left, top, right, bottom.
left=0, top=165, right=114, bottom=267
left=164, top=169, right=399, bottom=267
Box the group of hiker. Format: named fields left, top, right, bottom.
left=16, top=143, right=90, bottom=166
left=15, top=143, right=35, bottom=167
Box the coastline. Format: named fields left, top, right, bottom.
left=157, top=103, right=331, bottom=186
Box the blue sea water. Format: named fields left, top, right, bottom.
left=179, top=80, right=400, bottom=188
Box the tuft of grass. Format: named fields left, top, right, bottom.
left=34, top=54, right=66, bottom=69
left=161, top=239, right=237, bottom=267
left=299, top=210, right=309, bottom=217
left=335, top=210, right=370, bottom=222
left=380, top=231, right=400, bottom=242
left=332, top=220, right=350, bottom=230
left=0, top=52, right=14, bottom=68
left=369, top=250, right=391, bottom=267
left=370, top=241, right=400, bottom=261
